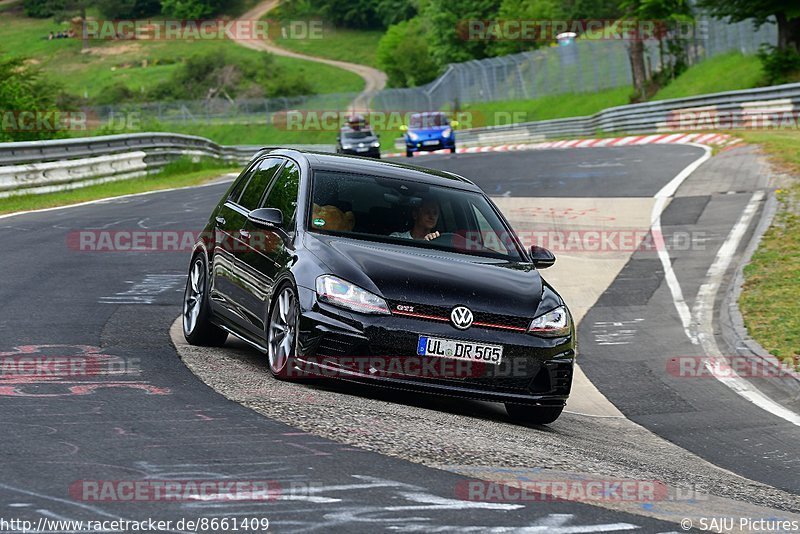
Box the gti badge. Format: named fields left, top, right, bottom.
left=450, top=306, right=473, bottom=330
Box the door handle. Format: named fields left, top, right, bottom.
left=239, top=229, right=251, bottom=239
left=215, top=216, right=226, bottom=225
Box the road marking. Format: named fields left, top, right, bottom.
left=591, top=319, right=645, bottom=346
left=99, top=274, right=185, bottom=305
left=0, top=174, right=236, bottom=221
left=650, top=144, right=712, bottom=341
left=650, top=146, right=800, bottom=423
left=691, top=191, right=800, bottom=426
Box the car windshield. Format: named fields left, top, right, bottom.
left=308, top=171, right=523, bottom=261
left=341, top=130, right=373, bottom=139
left=409, top=113, right=448, bottom=128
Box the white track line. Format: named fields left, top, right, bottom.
left=691, top=191, right=800, bottom=425
left=0, top=174, right=236, bottom=221
left=650, top=144, right=713, bottom=341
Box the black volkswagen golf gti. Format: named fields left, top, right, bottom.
left=183, top=149, right=575, bottom=424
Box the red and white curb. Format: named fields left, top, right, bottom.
left=384, top=133, right=741, bottom=158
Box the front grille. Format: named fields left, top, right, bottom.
left=388, top=301, right=529, bottom=332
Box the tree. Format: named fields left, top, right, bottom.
left=0, top=53, right=65, bottom=141
left=25, top=0, right=159, bottom=17
left=377, top=17, right=439, bottom=87
left=422, top=0, right=503, bottom=66
left=24, top=0, right=66, bottom=17
left=97, top=0, right=161, bottom=18
left=487, top=0, right=562, bottom=56
left=619, top=0, right=694, bottom=100
left=698, top=0, right=800, bottom=52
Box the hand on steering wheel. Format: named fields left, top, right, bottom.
left=423, top=231, right=440, bottom=241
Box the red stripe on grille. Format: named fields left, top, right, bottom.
left=472, top=321, right=528, bottom=332
left=392, top=310, right=449, bottom=322
left=392, top=310, right=528, bottom=332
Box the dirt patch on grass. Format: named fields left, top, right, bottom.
left=81, top=42, right=143, bottom=56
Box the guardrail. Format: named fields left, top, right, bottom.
left=3, top=82, right=799, bottom=197
left=0, top=134, right=333, bottom=198
left=445, top=82, right=800, bottom=148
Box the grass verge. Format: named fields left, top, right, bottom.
left=0, top=158, right=238, bottom=215
left=737, top=130, right=800, bottom=368
left=275, top=28, right=383, bottom=68
left=455, top=88, right=632, bottom=125
left=0, top=9, right=364, bottom=100
left=651, top=53, right=764, bottom=101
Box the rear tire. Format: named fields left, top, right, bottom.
left=505, top=403, right=563, bottom=425
left=267, top=284, right=300, bottom=380
left=450, top=147, right=456, bottom=154
left=183, top=254, right=228, bottom=347
left=406, top=149, right=413, bottom=157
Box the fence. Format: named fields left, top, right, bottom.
left=85, top=16, right=777, bottom=127
left=451, top=81, right=800, bottom=147
left=3, top=82, right=799, bottom=197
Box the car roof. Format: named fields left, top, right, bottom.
left=340, top=126, right=374, bottom=133
left=255, top=148, right=479, bottom=191
left=410, top=111, right=446, bottom=118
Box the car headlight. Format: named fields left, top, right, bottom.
left=407, top=132, right=419, bottom=141
left=371, top=141, right=380, bottom=148
left=341, top=144, right=353, bottom=150
left=316, top=275, right=390, bottom=315
left=528, top=306, right=570, bottom=337
left=442, top=128, right=452, bottom=138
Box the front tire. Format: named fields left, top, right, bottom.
left=268, top=284, right=300, bottom=380
left=183, top=254, right=228, bottom=346
left=505, top=403, right=563, bottom=425
left=406, top=149, right=413, bottom=157
left=449, top=147, right=456, bottom=154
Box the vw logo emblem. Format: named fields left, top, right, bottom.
left=450, top=306, right=473, bottom=330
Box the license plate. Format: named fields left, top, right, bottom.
left=356, top=147, right=369, bottom=152
left=423, top=140, right=439, bottom=146
left=417, top=336, right=503, bottom=365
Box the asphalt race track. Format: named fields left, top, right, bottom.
left=1, top=144, right=798, bottom=532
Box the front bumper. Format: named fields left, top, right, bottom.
left=293, top=287, right=574, bottom=406
left=406, top=137, right=456, bottom=153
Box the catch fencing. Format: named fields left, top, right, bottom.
left=86, top=16, right=777, bottom=126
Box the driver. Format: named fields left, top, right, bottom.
left=391, top=197, right=441, bottom=241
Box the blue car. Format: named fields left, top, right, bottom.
left=402, top=112, right=457, bottom=157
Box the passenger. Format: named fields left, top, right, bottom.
left=391, top=198, right=440, bottom=241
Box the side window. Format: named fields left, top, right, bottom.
left=228, top=165, right=256, bottom=204
left=237, top=158, right=285, bottom=211
left=262, top=161, right=301, bottom=223
left=472, top=204, right=509, bottom=255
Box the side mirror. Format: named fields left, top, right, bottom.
left=248, top=207, right=283, bottom=228
left=529, top=245, right=555, bottom=269
left=399, top=124, right=408, bottom=131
